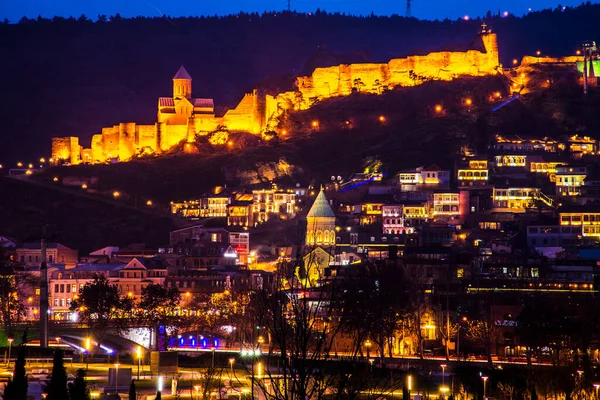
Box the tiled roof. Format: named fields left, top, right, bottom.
left=193, top=98, right=214, bottom=109
left=159, top=97, right=174, bottom=107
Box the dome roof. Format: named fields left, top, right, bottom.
left=307, top=189, right=335, bottom=218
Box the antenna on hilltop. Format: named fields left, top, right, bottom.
left=288, top=0, right=291, bottom=11
left=405, top=0, right=412, bottom=17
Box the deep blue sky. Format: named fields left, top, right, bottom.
left=0, top=0, right=587, bottom=22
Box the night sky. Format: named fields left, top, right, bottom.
left=0, top=0, right=589, bottom=22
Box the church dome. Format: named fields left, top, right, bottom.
left=307, top=189, right=335, bottom=218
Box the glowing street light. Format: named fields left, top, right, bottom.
left=40, top=158, right=46, bottom=163
left=594, top=383, right=600, bottom=399
left=158, top=376, right=164, bottom=396
left=114, top=363, right=120, bottom=394
left=53, top=177, right=59, bottom=182
left=407, top=374, right=412, bottom=395
left=28, top=164, right=33, bottom=169
left=465, top=98, right=472, bottom=107
left=113, top=191, right=120, bottom=198
left=229, top=357, right=235, bottom=378
left=7, top=338, right=14, bottom=367
left=136, top=346, right=142, bottom=380
left=435, top=104, right=443, bottom=113
left=146, top=200, right=153, bottom=206
left=16, top=162, right=23, bottom=167
left=85, top=337, right=91, bottom=370
left=463, top=15, right=470, bottom=21
left=378, top=115, right=386, bottom=122
left=482, top=376, right=489, bottom=399
left=364, top=339, right=372, bottom=359
left=441, top=364, right=447, bottom=387
left=512, top=59, right=518, bottom=65
left=577, top=50, right=581, bottom=55
left=536, top=50, right=541, bottom=56
left=81, top=184, right=88, bottom=189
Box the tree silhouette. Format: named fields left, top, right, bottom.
left=2, top=332, right=28, bottom=400
left=68, top=369, right=90, bottom=400
left=45, top=350, right=69, bottom=400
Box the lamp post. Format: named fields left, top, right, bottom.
left=85, top=337, right=91, bottom=371
left=158, top=376, right=163, bottom=399
left=594, top=383, right=600, bottom=400
left=364, top=340, right=372, bottom=359
left=441, top=364, right=446, bottom=386
left=136, top=346, right=142, bottom=380
left=482, top=376, right=488, bottom=400
left=407, top=374, right=412, bottom=398
left=7, top=338, right=13, bottom=367
left=194, top=385, right=201, bottom=400
left=114, top=363, right=120, bottom=394
left=229, top=358, right=235, bottom=380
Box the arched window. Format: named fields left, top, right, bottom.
left=323, top=230, right=330, bottom=244
left=316, top=230, right=323, bottom=244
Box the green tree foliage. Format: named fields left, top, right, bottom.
left=45, top=350, right=69, bottom=400
left=139, top=283, right=181, bottom=350
left=68, top=369, right=90, bottom=400
left=70, top=274, right=132, bottom=331
left=3, top=335, right=28, bottom=400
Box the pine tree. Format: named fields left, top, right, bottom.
left=45, top=350, right=69, bottom=400
left=3, top=333, right=28, bottom=400
left=68, top=368, right=90, bottom=400
left=155, top=390, right=162, bottom=400
left=128, top=380, right=137, bottom=400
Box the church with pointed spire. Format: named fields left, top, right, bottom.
left=305, top=189, right=336, bottom=247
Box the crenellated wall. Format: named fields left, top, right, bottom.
left=52, top=31, right=503, bottom=165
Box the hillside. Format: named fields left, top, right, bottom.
left=31, top=62, right=599, bottom=203
left=0, top=176, right=177, bottom=253
left=2, top=4, right=600, bottom=164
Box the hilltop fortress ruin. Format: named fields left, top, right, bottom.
left=51, top=26, right=500, bottom=165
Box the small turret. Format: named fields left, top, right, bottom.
left=173, top=65, right=192, bottom=99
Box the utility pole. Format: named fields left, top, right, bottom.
left=39, top=225, right=49, bottom=348
left=405, top=0, right=412, bottom=17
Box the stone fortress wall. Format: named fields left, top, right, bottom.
left=51, top=28, right=500, bottom=165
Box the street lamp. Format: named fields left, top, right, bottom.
left=7, top=338, right=14, bottom=367
left=594, top=383, right=600, bottom=399
left=85, top=337, right=91, bottom=370
left=158, top=376, right=164, bottom=398
left=407, top=374, right=412, bottom=397
left=482, top=376, right=488, bottom=399
left=229, top=358, right=235, bottom=380
left=136, top=346, right=142, bottom=380
left=364, top=340, right=372, bottom=359
left=194, top=385, right=201, bottom=400
left=55, top=337, right=61, bottom=347
left=114, top=363, right=120, bottom=394
left=441, top=364, right=447, bottom=387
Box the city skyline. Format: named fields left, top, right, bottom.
left=0, top=0, right=588, bottom=22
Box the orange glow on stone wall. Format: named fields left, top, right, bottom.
left=52, top=31, right=503, bottom=165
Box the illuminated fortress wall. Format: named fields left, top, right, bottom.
left=295, top=32, right=499, bottom=107
left=51, top=30, right=501, bottom=165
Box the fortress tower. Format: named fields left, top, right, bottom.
left=479, top=23, right=500, bottom=69
left=305, top=189, right=336, bottom=247
left=173, top=65, right=192, bottom=99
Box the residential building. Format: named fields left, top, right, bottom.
left=252, top=188, right=297, bottom=224
left=399, top=165, right=450, bottom=191
left=457, top=159, right=489, bottom=187
left=432, top=192, right=460, bottom=219
left=556, top=165, right=587, bottom=196
left=492, top=187, right=541, bottom=212
left=16, top=242, right=78, bottom=269
left=559, top=205, right=600, bottom=238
